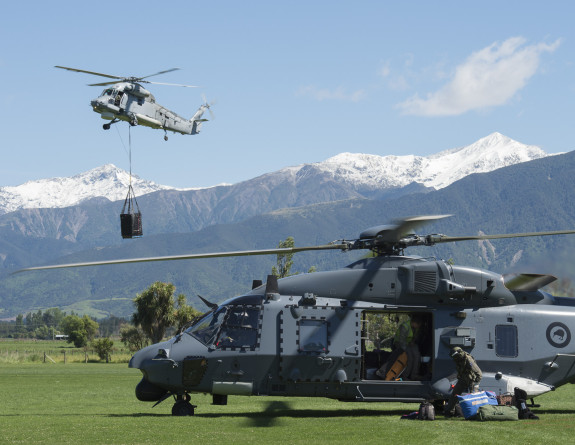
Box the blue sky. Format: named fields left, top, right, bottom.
left=1, top=1, right=574, bottom=188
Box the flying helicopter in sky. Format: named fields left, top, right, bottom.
left=20, top=215, right=575, bottom=416
left=55, top=66, right=213, bottom=141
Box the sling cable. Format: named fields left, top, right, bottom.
left=119, top=126, right=143, bottom=239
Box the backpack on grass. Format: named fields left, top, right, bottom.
left=417, top=402, right=435, bottom=420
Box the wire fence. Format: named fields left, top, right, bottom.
left=0, top=341, right=133, bottom=364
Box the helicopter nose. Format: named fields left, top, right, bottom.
left=129, top=340, right=172, bottom=370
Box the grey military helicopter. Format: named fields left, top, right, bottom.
left=55, top=66, right=213, bottom=141
left=20, top=215, right=575, bottom=416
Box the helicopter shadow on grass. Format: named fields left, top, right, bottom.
left=106, top=403, right=412, bottom=425
left=200, top=402, right=411, bottom=428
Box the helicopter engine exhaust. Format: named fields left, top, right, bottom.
left=135, top=376, right=167, bottom=402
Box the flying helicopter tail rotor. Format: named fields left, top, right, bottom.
left=201, top=94, right=216, bottom=120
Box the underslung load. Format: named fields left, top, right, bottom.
left=120, top=184, right=142, bottom=239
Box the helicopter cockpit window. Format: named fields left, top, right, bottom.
left=186, top=306, right=227, bottom=346
left=215, top=306, right=260, bottom=350
left=495, top=324, right=518, bottom=357
left=102, top=88, right=115, bottom=96
left=298, top=319, right=328, bottom=353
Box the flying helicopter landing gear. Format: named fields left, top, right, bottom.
left=171, top=394, right=196, bottom=416
left=164, top=130, right=168, bottom=141
left=128, top=113, right=138, bottom=127
left=103, top=118, right=120, bottom=130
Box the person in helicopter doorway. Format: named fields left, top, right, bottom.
left=376, top=314, right=424, bottom=380
left=444, top=347, right=483, bottom=417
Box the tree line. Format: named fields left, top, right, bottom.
left=0, top=281, right=202, bottom=360
left=1, top=236, right=311, bottom=360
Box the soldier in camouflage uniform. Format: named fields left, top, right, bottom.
left=445, top=347, right=482, bottom=416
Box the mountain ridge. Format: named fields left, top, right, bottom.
left=3, top=149, right=575, bottom=318
left=0, top=132, right=556, bottom=215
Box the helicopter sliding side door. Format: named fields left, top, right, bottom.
left=277, top=300, right=361, bottom=396
left=362, top=310, right=433, bottom=382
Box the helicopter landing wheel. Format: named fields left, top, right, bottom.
left=103, top=123, right=111, bottom=130
left=172, top=400, right=196, bottom=416
left=164, top=134, right=168, bottom=141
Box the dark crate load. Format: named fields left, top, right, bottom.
left=120, top=184, right=142, bottom=239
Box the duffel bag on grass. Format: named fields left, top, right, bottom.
left=457, top=391, right=498, bottom=419
left=477, top=404, right=519, bottom=421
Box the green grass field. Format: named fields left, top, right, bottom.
left=1, top=361, right=574, bottom=445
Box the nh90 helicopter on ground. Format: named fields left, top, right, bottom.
left=21, top=215, right=575, bottom=416
left=55, top=66, right=213, bottom=141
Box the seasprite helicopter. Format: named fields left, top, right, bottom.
left=20, top=215, right=575, bottom=416
left=55, top=66, right=213, bottom=140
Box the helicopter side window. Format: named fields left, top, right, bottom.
left=495, top=325, right=518, bottom=357
left=298, top=319, right=328, bottom=353
left=186, top=306, right=227, bottom=345
left=215, top=306, right=260, bottom=350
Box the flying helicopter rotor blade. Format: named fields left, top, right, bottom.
left=88, top=81, right=123, bottom=87
left=54, top=66, right=123, bottom=80
left=144, top=81, right=200, bottom=88
left=140, top=68, right=181, bottom=80
left=427, top=229, right=575, bottom=245
left=16, top=243, right=350, bottom=273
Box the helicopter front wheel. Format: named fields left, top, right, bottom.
left=172, top=400, right=196, bottom=416
left=103, top=123, right=111, bottom=130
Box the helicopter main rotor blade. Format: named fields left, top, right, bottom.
left=54, top=66, right=122, bottom=80
left=16, top=243, right=349, bottom=273
left=360, top=215, right=453, bottom=242
left=88, top=81, right=123, bottom=87
left=427, top=229, right=575, bottom=245
left=140, top=68, right=180, bottom=79
left=144, top=81, right=200, bottom=88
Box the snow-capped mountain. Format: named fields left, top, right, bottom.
left=0, top=164, right=181, bottom=215
left=0, top=132, right=558, bottom=216
left=308, top=132, right=555, bottom=191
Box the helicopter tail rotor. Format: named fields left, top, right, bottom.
left=201, top=94, right=216, bottom=120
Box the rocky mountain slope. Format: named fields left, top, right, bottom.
left=1, top=148, right=575, bottom=318
left=0, top=133, right=554, bottom=216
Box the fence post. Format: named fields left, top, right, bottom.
left=63, top=350, right=67, bottom=364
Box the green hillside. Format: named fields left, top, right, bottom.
left=1, top=151, right=575, bottom=318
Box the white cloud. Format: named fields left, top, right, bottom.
left=297, top=85, right=366, bottom=102
left=379, top=60, right=391, bottom=77
left=397, top=36, right=561, bottom=116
